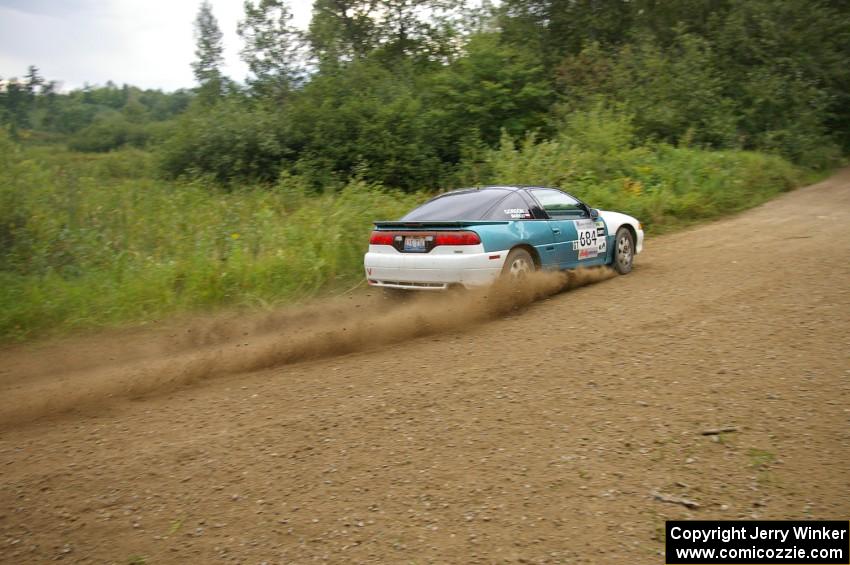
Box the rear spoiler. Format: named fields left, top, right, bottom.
left=373, top=220, right=510, bottom=228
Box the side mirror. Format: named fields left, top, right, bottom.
left=589, top=208, right=600, bottom=219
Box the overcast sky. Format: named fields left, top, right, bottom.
left=0, top=0, right=314, bottom=92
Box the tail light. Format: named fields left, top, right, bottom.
left=369, top=231, right=395, bottom=245
left=434, top=231, right=480, bottom=245
left=369, top=230, right=481, bottom=250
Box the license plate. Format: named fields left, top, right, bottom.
left=404, top=236, right=426, bottom=252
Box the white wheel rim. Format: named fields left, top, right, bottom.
left=617, top=235, right=633, bottom=269
left=509, top=256, right=532, bottom=280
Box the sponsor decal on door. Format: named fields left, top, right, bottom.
left=573, top=219, right=605, bottom=259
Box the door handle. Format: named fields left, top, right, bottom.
left=552, top=228, right=561, bottom=234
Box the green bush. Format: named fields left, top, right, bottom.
left=287, top=59, right=447, bottom=191
left=68, top=111, right=152, bottom=152
left=157, top=98, right=288, bottom=184
left=457, top=107, right=803, bottom=232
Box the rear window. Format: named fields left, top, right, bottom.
left=401, top=189, right=512, bottom=221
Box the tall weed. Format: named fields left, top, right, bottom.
left=0, top=136, right=421, bottom=339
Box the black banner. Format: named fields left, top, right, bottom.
left=666, top=521, right=849, bottom=564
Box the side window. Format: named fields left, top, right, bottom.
left=530, top=189, right=585, bottom=217
left=485, top=192, right=533, bottom=220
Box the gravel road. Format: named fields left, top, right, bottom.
left=1, top=169, right=849, bottom=564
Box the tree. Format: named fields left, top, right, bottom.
left=0, top=77, right=7, bottom=127
left=192, top=1, right=225, bottom=103
left=375, top=0, right=464, bottom=62
left=24, top=65, right=43, bottom=101
left=708, top=0, right=850, bottom=160
left=238, top=0, right=304, bottom=99
left=288, top=59, right=444, bottom=190
left=499, top=0, right=635, bottom=68
left=458, top=0, right=498, bottom=35
left=308, top=0, right=378, bottom=67
left=2, top=79, right=30, bottom=135
left=39, top=81, right=61, bottom=130
left=308, top=0, right=464, bottom=67
left=158, top=98, right=290, bottom=183
left=556, top=34, right=739, bottom=148
left=425, top=32, right=554, bottom=150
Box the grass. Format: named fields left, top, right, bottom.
left=0, top=135, right=422, bottom=339
left=0, top=122, right=809, bottom=341
left=168, top=516, right=185, bottom=535
left=748, top=448, right=777, bottom=469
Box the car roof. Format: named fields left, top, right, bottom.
left=440, top=185, right=559, bottom=196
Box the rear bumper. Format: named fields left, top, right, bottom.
left=636, top=227, right=645, bottom=254
left=364, top=246, right=508, bottom=290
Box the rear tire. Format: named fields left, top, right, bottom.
left=501, top=248, right=536, bottom=282
left=613, top=227, right=634, bottom=274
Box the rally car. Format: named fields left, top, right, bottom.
left=364, top=185, right=643, bottom=290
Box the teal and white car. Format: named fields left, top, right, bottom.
left=364, top=185, right=643, bottom=290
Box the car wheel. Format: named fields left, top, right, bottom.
left=613, top=227, right=634, bottom=275
left=501, top=248, right=535, bottom=282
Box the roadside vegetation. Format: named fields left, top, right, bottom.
left=0, top=134, right=420, bottom=339
left=1, top=0, right=847, bottom=340
left=0, top=124, right=803, bottom=340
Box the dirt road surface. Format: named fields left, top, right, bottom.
left=1, top=170, right=849, bottom=564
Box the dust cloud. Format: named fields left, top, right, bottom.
left=0, top=267, right=615, bottom=426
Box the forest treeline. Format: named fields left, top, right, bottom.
left=3, top=0, right=849, bottom=190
